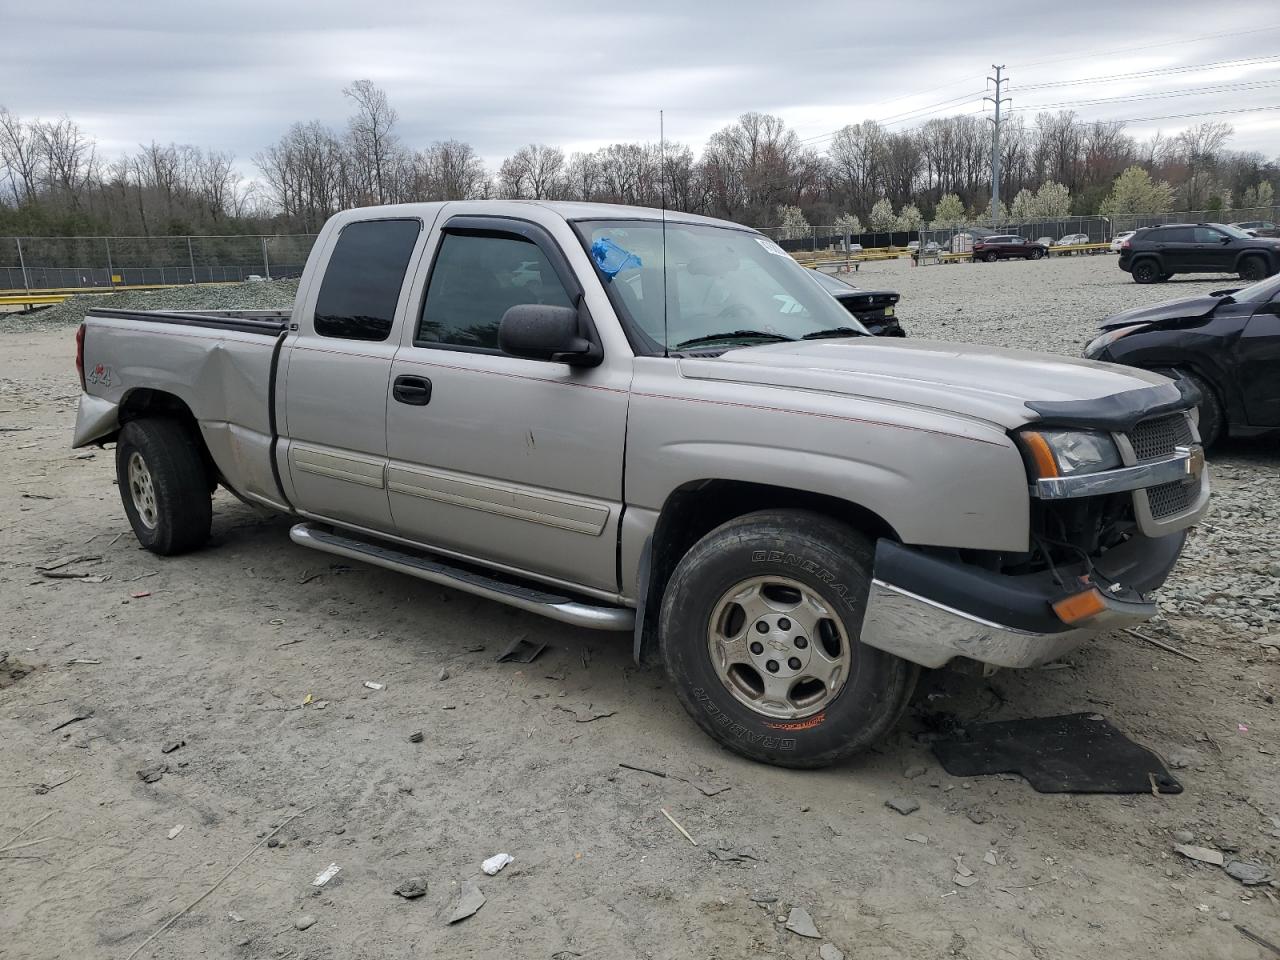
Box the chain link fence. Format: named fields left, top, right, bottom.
left=0, top=235, right=319, bottom=292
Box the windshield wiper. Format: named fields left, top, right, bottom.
left=800, top=326, right=869, bottom=340
left=674, top=330, right=795, bottom=349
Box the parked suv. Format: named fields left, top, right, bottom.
left=972, top=235, right=1047, bottom=262
left=1230, top=220, right=1279, bottom=238
left=1118, top=223, right=1280, bottom=284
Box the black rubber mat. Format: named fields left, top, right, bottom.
left=931, top=712, right=1183, bottom=794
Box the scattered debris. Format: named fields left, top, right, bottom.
left=482, top=853, right=514, bottom=876
left=1224, top=860, right=1271, bottom=885
left=312, top=862, right=341, bottom=887
left=983, top=850, right=998, bottom=866
left=66, top=658, right=101, bottom=665
left=363, top=681, right=385, bottom=691
left=619, top=762, right=667, bottom=778
left=496, top=636, right=547, bottom=663
left=905, top=833, right=929, bottom=844
left=438, top=668, right=450, bottom=681
left=904, top=764, right=928, bottom=779
left=1172, top=829, right=1195, bottom=844
left=1173, top=843, right=1224, bottom=866
left=130, top=591, right=151, bottom=599
left=820, top=944, right=845, bottom=960
left=73, top=451, right=95, bottom=460
left=34, top=772, right=79, bottom=795
left=965, top=809, right=992, bottom=825
left=297, top=571, right=323, bottom=584
left=408, top=731, right=425, bottom=744
left=50, top=711, right=93, bottom=733
left=136, top=764, right=167, bottom=784
left=661, top=807, right=698, bottom=846
left=167, top=825, right=184, bottom=840
left=119, top=803, right=315, bottom=960
left=36, top=555, right=100, bottom=571
left=553, top=704, right=616, bottom=723
left=953, top=874, right=978, bottom=888
left=161, top=740, right=185, bottom=754
left=1123, top=627, right=1202, bottom=663
left=749, top=892, right=778, bottom=904
left=954, top=855, right=973, bottom=878
left=447, top=880, right=486, bottom=924
left=227, top=912, right=244, bottom=922
left=1237, top=925, right=1280, bottom=957
left=294, top=915, right=316, bottom=931
left=690, top=779, right=731, bottom=797
left=785, top=906, right=821, bottom=939
left=394, top=876, right=428, bottom=899
left=885, top=797, right=920, bottom=816
left=709, top=846, right=761, bottom=864
left=275, top=637, right=305, bottom=648
left=39, top=569, right=108, bottom=582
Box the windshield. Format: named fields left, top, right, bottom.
left=574, top=219, right=869, bottom=353
left=1218, top=223, right=1253, bottom=239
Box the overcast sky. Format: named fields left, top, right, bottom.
left=4, top=1, right=1279, bottom=174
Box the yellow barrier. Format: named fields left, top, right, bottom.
left=0, top=294, right=68, bottom=307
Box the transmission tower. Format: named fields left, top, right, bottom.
left=985, top=65, right=1012, bottom=222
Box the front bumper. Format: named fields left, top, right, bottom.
left=858, top=536, right=1181, bottom=669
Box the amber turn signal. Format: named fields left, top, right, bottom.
left=1052, top=588, right=1108, bottom=625
left=1020, top=431, right=1059, bottom=479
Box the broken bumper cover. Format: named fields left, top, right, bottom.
left=859, top=538, right=1175, bottom=669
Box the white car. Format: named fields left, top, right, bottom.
left=1055, top=233, right=1091, bottom=247
left=1109, top=231, right=1135, bottom=253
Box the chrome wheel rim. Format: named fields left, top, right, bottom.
left=128, top=451, right=158, bottom=530
left=706, top=576, right=851, bottom=720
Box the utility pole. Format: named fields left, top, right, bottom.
left=985, top=65, right=1011, bottom=223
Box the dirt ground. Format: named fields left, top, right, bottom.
left=2, top=256, right=1278, bottom=960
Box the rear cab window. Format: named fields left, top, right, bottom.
left=314, top=218, right=422, bottom=341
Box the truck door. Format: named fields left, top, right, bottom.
left=280, top=217, right=425, bottom=531
left=1238, top=300, right=1280, bottom=427
left=385, top=214, right=629, bottom=594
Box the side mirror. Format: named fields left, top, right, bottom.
left=1221, top=235, right=1233, bottom=244
left=498, top=304, right=601, bottom=366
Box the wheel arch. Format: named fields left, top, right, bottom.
left=116, top=388, right=219, bottom=489
left=632, top=479, right=901, bottom=664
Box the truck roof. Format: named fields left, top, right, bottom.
left=331, top=199, right=753, bottom=232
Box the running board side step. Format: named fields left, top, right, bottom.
left=289, top=523, right=634, bottom=631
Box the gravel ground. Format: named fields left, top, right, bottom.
left=1, top=278, right=299, bottom=331
left=1, top=254, right=1277, bottom=960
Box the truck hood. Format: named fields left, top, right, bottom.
left=1099, top=294, right=1227, bottom=330
left=678, top=338, right=1172, bottom=430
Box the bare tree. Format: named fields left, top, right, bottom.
left=410, top=140, right=487, bottom=200
left=498, top=144, right=565, bottom=199
left=342, top=79, right=400, bottom=204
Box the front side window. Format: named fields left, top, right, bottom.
left=314, top=218, right=421, bottom=341
left=574, top=219, right=869, bottom=354
left=417, top=232, right=574, bottom=350
left=1194, top=226, right=1227, bottom=243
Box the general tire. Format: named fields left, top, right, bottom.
left=1239, top=255, right=1268, bottom=283
left=1131, top=258, right=1160, bottom=284
left=1178, top=370, right=1226, bottom=449
left=115, top=418, right=213, bottom=555
left=658, top=509, right=918, bottom=769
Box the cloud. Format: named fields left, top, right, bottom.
left=2, top=0, right=1277, bottom=175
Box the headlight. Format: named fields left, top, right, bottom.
left=1017, top=428, right=1122, bottom=478
left=1082, top=324, right=1144, bottom=359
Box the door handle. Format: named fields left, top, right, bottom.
left=393, top=375, right=432, bottom=406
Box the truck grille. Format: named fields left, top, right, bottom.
left=1128, top=412, right=1194, bottom=462
left=1146, top=477, right=1198, bottom=520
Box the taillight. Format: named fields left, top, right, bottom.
left=1121, top=238, right=1131, bottom=250
left=75, top=323, right=86, bottom=391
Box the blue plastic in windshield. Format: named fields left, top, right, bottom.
left=590, top=237, right=642, bottom=279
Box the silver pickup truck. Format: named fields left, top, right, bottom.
left=72, top=201, right=1209, bottom=768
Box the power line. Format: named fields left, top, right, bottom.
left=1012, top=79, right=1280, bottom=112
left=1018, top=55, right=1280, bottom=92
left=1008, top=24, right=1280, bottom=71
left=1008, top=103, right=1280, bottom=126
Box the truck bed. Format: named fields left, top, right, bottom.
left=87, top=307, right=291, bottom=337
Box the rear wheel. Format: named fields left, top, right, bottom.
left=1177, top=370, right=1226, bottom=449
left=659, top=509, right=917, bottom=768
left=1239, top=255, right=1268, bottom=282
left=983, top=251, right=999, bottom=263
left=115, top=418, right=212, bottom=555
left=1029, top=248, right=1045, bottom=261
left=1132, top=259, right=1161, bottom=284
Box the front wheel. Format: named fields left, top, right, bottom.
left=115, top=418, right=212, bottom=555
left=1029, top=248, right=1045, bottom=261
left=983, top=252, right=999, bottom=263
left=1178, top=370, right=1226, bottom=449
left=1239, top=255, right=1268, bottom=283
left=659, top=509, right=917, bottom=768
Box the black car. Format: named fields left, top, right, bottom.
left=1083, top=272, right=1280, bottom=446
left=810, top=270, right=905, bottom=336
left=1117, top=222, right=1280, bottom=284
